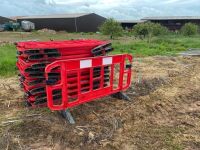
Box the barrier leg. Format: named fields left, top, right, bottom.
left=24, top=101, right=32, bottom=107
left=111, top=92, right=131, bottom=101
left=60, top=109, right=75, bottom=124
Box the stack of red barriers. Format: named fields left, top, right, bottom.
left=16, top=39, right=113, bottom=108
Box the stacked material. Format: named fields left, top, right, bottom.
left=16, top=39, right=113, bottom=107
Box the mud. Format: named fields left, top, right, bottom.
left=0, top=56, right=200, bottom=150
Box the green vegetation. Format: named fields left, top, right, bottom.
left=99, top=18, right=123, bottom=39
left=133, top=22, right=168, bottom=44
left=112, top=34, right=200, bottom=56
left=181, top=23, right=199, bottom=36
left=0, top=30, right=200, bottom=77
left=133, top=22, right=168, bottom=37
left=0, top=44, right=17, bottom=76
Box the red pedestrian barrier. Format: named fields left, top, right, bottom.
left=16, top=39, right=133, bottom=123
left=16, top=39, right=114, bottom=107
left=45, top=54, right=132, bottom=110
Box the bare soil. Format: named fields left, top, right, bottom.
left=0, top=56, right=200, bottom=150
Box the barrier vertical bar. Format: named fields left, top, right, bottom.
left=61, top=62, right=68, bottom=107
left=90, top=67, right=93, bottom=91
left=77, top=70, right=81, bottom=98
left=110, top=64, right=114, bottom=90
left=100, top=66, right=104, bottom=88
left=119, top=56, right=125, bottom=90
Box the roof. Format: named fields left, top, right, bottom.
left=0, top=16, right=14, bottom=24
left=9, top=16, right=25, bottom=20
left=0, top=16, right=13, bottom=20
left=118, top=20, right=146, bottom=23
left=142, top=16, right=200, bottom=20
left=16, top=13, right=93, bottom=19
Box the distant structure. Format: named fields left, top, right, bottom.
left=0, top=16, right=13, bottom=24
left=16, top=13, right=106, bottom=32
left=142, top=16, right=200, bottom=31
left=118, top=16, right=200, bottom=31
left=118, top=20, right=146, bottom=29
left=6, top=14, right=200, bottom=32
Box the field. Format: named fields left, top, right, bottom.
left=1, top=31, right=200, bottom=76
left=0, top=31, right=200, bottom=149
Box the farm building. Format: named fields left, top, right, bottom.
left=118, top=20, right=146, bottom=29
left=16, top=13, right=106, bottom=32
left=142, top=16, right=200, bottom=31
left=0, top=16, right=13, bottom=24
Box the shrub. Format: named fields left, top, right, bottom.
left=133, top=22, right=168, bottom=43
left=133, top=23, right=149, bottom=38
left=133, top=22, right=168, bottom=37
left=152, top=23, right=168, bottom=36
left=181, top=23, right=199, bottom=36
left=99, top=18, right=123, bottom=39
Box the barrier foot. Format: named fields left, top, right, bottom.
left=24, top=101, right=32, bottom=107
left=111, top=92, right=131, bottom=101
left=60, top=109, right=75, bottom=124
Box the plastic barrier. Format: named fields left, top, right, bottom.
left=45, top=54, right=132, bottom=110
left=16, top=39, right=113, bottom=107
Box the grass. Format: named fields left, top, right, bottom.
left=133, top=124, right=184, bottom=150
left=0, top=44, right=17, bottom=76
left=112, top=34, right=200, bottom=56
left=0, top=32, right=200, bottom=77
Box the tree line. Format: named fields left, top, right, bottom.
left=99, top=18, right=200, bottom=39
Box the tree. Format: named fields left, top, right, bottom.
left=152, top=23, right=168, bottom=36
left=133, top=22, right=168, bottom=42
left=133, top=23, right=149, bottom=38
left=133, top=22, right=168, bottom=47
left=181, top=23, right=199, bottom=36
left=99, top=18, right=123, bottom=39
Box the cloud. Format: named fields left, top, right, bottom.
left=0, top=0, right=200, bottom=19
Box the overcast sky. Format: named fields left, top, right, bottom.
left=1, top=0, right=200, bottom=19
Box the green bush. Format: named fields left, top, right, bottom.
left=133, top=23, right=149, bottom=38
left=133, top=22, right=168, bottom=37
left=133, top=22, right=168, bottom=43
left=181, top=23, right=199, bottom=36
left=152, top=23, right=168, bottom=36
left=99, top=18, right=123, bottom=39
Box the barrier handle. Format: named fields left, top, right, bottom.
left=45, top=61, right=64, bottom=110
left=122, top=54, right=133, bottom=90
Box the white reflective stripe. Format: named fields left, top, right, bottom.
left=103, top=57, right=112, bottom=65
left=80, top=59, right=92, bottom=68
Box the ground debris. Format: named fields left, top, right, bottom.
left=0, top=56, right=200, bottom=149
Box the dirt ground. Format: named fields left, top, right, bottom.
left=0, top=56, right=199, bottom=150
